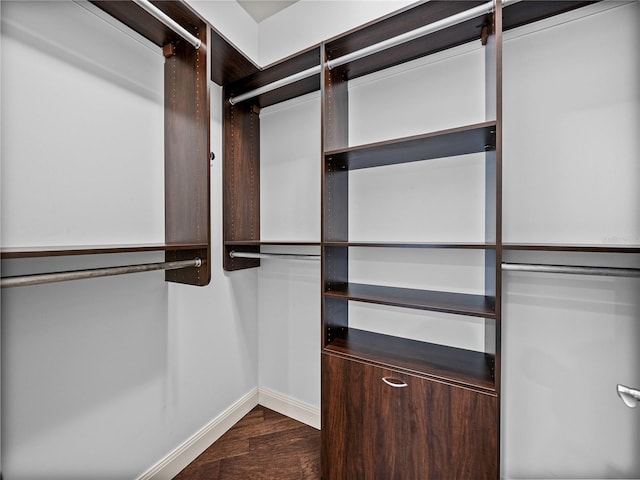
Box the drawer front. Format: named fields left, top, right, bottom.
left=322, top=353, right=497, bottom=480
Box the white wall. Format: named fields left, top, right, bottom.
left=258, top=92, right=322, bottom=422
left=1, top=1, right=258, bottom=478
left=186, top=0, right=259, bottom=64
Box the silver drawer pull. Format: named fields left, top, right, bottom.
left=382, top=377, right=408, bottom=388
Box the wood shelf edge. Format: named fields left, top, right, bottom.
left=323, top=330, right=496, bottom=394
left=324, top=283, right=496, bottom=319
left=0, top=243, right=208, bottom=259
left=503, top=243, right=640, bottom=253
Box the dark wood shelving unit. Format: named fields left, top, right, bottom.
left=320, top=1, right=503, bottom=478
left=324, top=328, right=496, bottom=392
left=325, top=283, right=496, bottom=318
left=9, top=0, right=215, bottom=286
left=222, top=45, right=324, bottom=271
left=325, top=121, right=496, bottom=170
left=215, top=1, right=605, bottom=479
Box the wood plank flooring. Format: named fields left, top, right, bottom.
left=174, top=405, right=321, bottom=480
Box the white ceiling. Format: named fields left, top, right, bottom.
left=237, top=0, right=299, bottom=23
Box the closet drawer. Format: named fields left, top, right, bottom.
left=321, top=352, right=497, bottom=480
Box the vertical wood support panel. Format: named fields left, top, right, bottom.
left=164, top=25, right=211, bottom=286
left=321, top=44, right=350, bottom=347
left=222, top=95, right=261, bottom=271
left=485, top=2, right=503, bottom=475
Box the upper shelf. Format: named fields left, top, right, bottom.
left=325, top=122, right=495, bottom=170
left=217, top=1, right=599, bottom=105
left=325, top=1, right=490, bottom=81
left=325, top=0, right=598, bottom=80
left=225, top=46, right=321, bottom=108
left=0, top=243, right=208, bottom=260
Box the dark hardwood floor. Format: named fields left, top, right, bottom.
left=174, top=405, right=321, bottom=480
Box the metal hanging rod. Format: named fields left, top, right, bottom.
left=502, top=262, right=640, bottom=278
left=326, top=0, right=495, bottom=70
left=229, top=65, right=321, bottom=105
left=0, top=258, right=202, bottom=289
left=228, top=0, right=519, bottom=105
left=132, top=0, right=201, bottom=49
left=229, top=251, right=320, bottom=262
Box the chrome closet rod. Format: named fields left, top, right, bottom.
left=0, top=258, right=202, bottom=288
left=132, top=0, right=201, bottom=49
left=228, top=0, right=520, bottom=105
left=229, top=65, right=321, bottom=105
left=501, top=263, right=640, bottom=278
left=229, top=251, right=320, bottom=262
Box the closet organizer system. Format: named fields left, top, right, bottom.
left=0, top=0, right=211, bottom=288
left=221, top=0, right=640, bottom=479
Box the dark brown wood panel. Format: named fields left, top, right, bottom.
left=90, top=1, right=204, bottom=48
left=210, top=27, right=259, bottom=86
left=321, top=45, right=349, bottom=243
left=224, top=241, right=320, bottom=247
left=485, top=2, right=503, bottom=417
left=324, top=329, right=495, bottom=392
left=503, top=1, right=598, bottom=32
left=325, top=1, right=484, bottom=60
left=0, top=243, right=207, bottom=259
left=503, top=243, right=640, bottom=253
left=326, top=122, right=496, bottom=170
left=323, top=241, right=496, bottom=249
left=227, top=46, right=321, bottom=107
left=322, top=353, right=497, bottom=479
left=325, top=2, right=490, bottom=80
left=223, top=93, right=260, bottom=271
left=164, top=34, right=211, bottom=285
left=324, top=283, right=496, bottom=319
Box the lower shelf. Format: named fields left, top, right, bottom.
left=324, top=328, right=496, bottom=393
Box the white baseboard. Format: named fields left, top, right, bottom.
left=137, top=387, right=259, bottom=480
left=258, top=387, right=320, bottom=430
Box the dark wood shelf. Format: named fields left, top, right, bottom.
left=323, top=241, right=496, bottom=249
left=504, top=243, right=640, bottom=254
left=226, top=45, right=321, bottom=108
left=324, top=283, right=495, bottom=319
left=225, top=240, right=321, bottom=247
left=324, top=1, right=596, bottom=81
left=325, top=1, right=491, bottom=81
left=324, top=122, right=495, bottom=170
left=324, top=328, right=495, bottom=393
left=0, top=243, right=208, bottom=260
left=502, top=1, right=599, bottom=32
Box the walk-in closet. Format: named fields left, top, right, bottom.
left=1, top=1, right=638, bottom=479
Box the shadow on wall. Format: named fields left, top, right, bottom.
left=0, top=1, right=163, bottom=103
